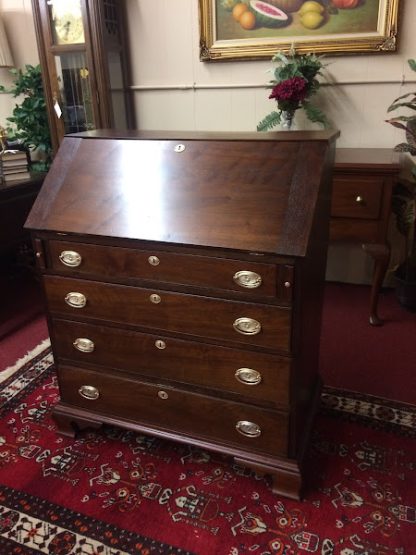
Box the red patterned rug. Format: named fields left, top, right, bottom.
left=0, top=342, right=415, bottom=554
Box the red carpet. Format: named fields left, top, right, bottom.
left=320, top=284, right=416, bottom=405
left=0, top=343, right=414, bottom=554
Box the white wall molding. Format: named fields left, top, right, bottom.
left=130, top=80, right=416, bottom=92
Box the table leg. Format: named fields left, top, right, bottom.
left=362, top=243, right=390, bottom=326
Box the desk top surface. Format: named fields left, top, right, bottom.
left=26, top=131, right=338, bottom=257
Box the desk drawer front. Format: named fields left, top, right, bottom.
left=44, top=276, right=291, bottom=352
left=47, top=240, right=293, bottom=302
left=58, top=365, right=289, bottom=457
left=331, top=176, right=383, bottom=219
left=51, top=319, right=291, bottom=407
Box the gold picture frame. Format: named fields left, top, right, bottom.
left=199, top=0, right=400, bottom=60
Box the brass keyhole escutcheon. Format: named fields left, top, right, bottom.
left=150, top=294, right=161, bottom=304
left=155, top=340, right=166, bottom=350
left=148, top=255, right=160, bottom=266
left=158, top=390, right=169, bottom=400
left=174, top=144, right=185, bottom=153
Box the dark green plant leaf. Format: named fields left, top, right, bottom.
left=0, top=64, right=52, bottom=167
left=302, top=102, right=327, bottom=127
left=257, top=111, right=280, bottom=132
left=408, top=59, right=416, bottom=72
left=394, top=143, right=416, bottom=155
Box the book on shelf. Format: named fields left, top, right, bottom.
left=2, top=149, right=28, bottom=161
left=2, top=171, right=31, bottom=185
left=1, top=149, right=30, bottom=184
left=2, top=158, right=29, bottom=169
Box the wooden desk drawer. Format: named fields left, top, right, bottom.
left=44, top=276, right=292, bottom=352
left=58, top=365, right=289, bottom=457
left=47, top=240, right=293, bottom=302
left=331, top=176, right=383, bottom=220
left=51, top=319, right=291, bottom=407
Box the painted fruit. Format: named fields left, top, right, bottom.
left=301, top=10, right=324, bottom=28
left=331, top=0, right=359, bottom=7
left=299, top=1, right=325, bottom=15
left=232, top=2, right=249, bottom=20
left=259, top=0, right=303, bottom=12
left=249, top=0, right=290, bottom=27
left=240, top=11, right=256, bottom=28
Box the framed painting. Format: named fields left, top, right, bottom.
left=199, top=0, right=400, bottom=60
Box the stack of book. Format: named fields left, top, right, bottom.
left=1, top=150, right=30, bottom=185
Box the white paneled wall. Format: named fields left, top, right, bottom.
left=126, top=0, right=415, bottom=152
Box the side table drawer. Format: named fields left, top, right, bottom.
left=58, top=365, right=289, bottom=457
left=51, top=318, right=291, bottom=407
left=331, top=176, right=383, bottom=220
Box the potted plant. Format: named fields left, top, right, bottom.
left=0, top=64, right=52, bottom=172
left=386, top=58, right=416, bottom=310
left=257, top=46, right=328, bottom=131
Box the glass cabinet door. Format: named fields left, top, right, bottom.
left=54, top=52, right=95, bottom=134
left=32, top=0, right=134, bottom=151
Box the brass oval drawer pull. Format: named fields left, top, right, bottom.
left=148, top=255, right=160, bottom=266
left=59, top=250, right=82, bottom=267
left=235, top=367, right=262, bottom=386
left=355, top=195, right=364, bottom=204
left=73, top=338, right=95, bottom=353
left=236, top=420, right=261, bottom=438
left=78, top=385, right=99, bottom=400
left=158, top=390, right=169, bottom=400
left=233, top=317, right=261, bottom=336
left=65, top=292, right=87, bottom=308
left=233, top=270, right=262, bottom=289
left=150, top=293, right=161, bottom=304
left=155, top=340, right=166, bottom=350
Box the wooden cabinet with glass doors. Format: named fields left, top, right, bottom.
left=32, top=0, right=134, bottom=153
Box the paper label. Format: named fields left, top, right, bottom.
left=54, top=100, right=62, bottom=119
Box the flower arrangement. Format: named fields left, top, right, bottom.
left=257, top=48, right=328, bottom=131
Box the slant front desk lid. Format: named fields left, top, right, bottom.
left=26, top=130, right=338, bottom=257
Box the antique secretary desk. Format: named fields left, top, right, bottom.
left=25, top=129, right=339, bottom=499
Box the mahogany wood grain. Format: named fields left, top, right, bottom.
left=57, top=365, right=289, bottom=457
left=50, top=318, right=291, bottom=407
left=44, top=275, right=292, bottom=352
left=47, top=239, right=289, bottom=300
left=26, top=133, right=338, bottom=257
left=27, top=130, right=339, bottom=499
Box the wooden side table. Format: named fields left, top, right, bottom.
left=0, top=174, right=45, bottom=255
left=330, top=148, right=401, bottom=325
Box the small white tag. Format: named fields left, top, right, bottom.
left=54, top=100, right=62, bottom=119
